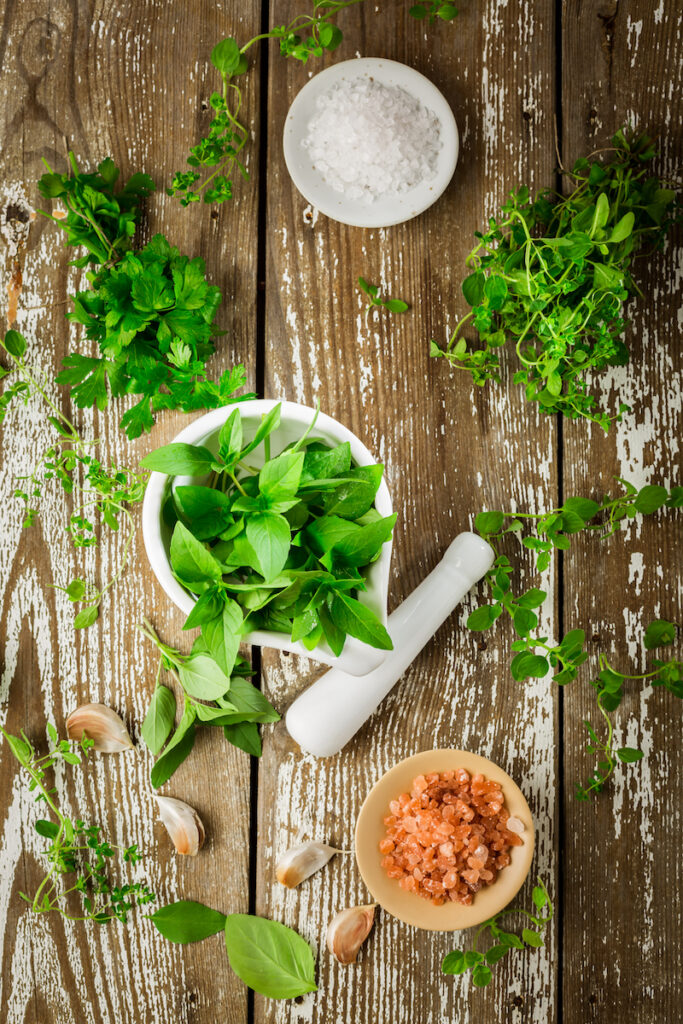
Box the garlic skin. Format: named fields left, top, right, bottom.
left=65, top=704, right=133, bottom=752
left=276, top=841, right=340, bottom=888
left=327, top=904, right=377, bottom=965
left=156, top=796, right=205, bottom=856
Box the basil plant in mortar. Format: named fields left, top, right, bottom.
left=141, top=400, right=396, bottom=677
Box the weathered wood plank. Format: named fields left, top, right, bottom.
left=257, top=3, right=559, bottom=1022
left=561, top=2, right=683, bottom=1021
left=0, top=2, right=261, bottom=1021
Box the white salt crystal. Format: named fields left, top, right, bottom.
left=302, top=75, right=442, bottom=204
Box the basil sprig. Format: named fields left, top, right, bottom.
left=141, top=403, right=395, bottom=659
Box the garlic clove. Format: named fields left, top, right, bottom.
left=156, top=796, right=205, bottom=856
left=66, top=703, right=133, bottom=753
left=275, top=840, right=340, bottom=888
left=327, top=904, right=377, bottom=965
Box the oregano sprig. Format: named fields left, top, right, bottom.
left=470, top=479, right=682, bottom=797
left=577, top=621, right=681, bottom=799
left=1, top=724, right=154, bottom=924
left=442, top=879, right=553, bottom=987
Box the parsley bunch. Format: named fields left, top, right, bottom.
left=139, top=619, right=280, bottom=785
left=443, top=880, right=552, bottom=987
left=0, top=330, right=146, bottom=628
left=1, top=724, right=154, bottom=924
left=433, top=130, right=680, bottom=430
left=141, top=402, right=395, bottom=659
left=470, top=479, right=682, bottom=796
left=38, top=155, right=253, bottom=438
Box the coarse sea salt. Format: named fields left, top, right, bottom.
left=302, top=76, right=442, bottom=203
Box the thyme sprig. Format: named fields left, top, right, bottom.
left=0, top=330, right=147, bottom=628
left=433, top=130, right=681, bottom=430
left=1, top=724, right=154, bottom=923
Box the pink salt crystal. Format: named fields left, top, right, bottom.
left=506, top=816, right=525, bottom=835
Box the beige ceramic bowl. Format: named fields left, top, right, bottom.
left=355, top=749, right=535, bottom=931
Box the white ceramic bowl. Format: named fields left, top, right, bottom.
left=142, top=400, right=393, bottom=676
left=283, top=57, right=459, bottom=228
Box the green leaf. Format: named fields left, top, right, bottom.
left=563, top=497, right=600, bottom=521
left=510, top=652, right=549, bottom=681
left=532, top=884, right=548, bottom=911
left=211, top=37, right=242, bottom=74
left=218, top=408, right=243, bottom=463
left=442, top=950, right=466, bottom=974
left=513, top=606, right=538, bottom=636
left=141, top=686, right=176, bottom=755
left=201, top=599, right=243, bottom=676
left=330, top=593, right=392, bottom=650
left=74, top=605, right=99, bottom=629
left=517, top=588, right=547, bottom=609
left=259, top=451, right=304, bottom=501
left=634, top=484, right=668, bottom=514
left=462, top=270, right=485, bottom=306
left=472, top=964, right=493, bottom=987
left=328, top=514, right=396, bottom=568
left=485, top=944, right=510, bottom=965
left=224, top=915, right=317, bottom=999
left=590, top=192, right=610, bottom=235
left=225, top=677, right=280, bottom=723
left=475, top=510, right=504, bottom=535
left=240, top=405, right=281, bottom=458
left=4, top=330, right=27, bottom=358
left=522, top=927, right=544, bottom=948
left=223, top=721, right=262, bottom=756
left=467, top=604, right=500, bottom=631
left=3, top=731, right=31, bottom=764
left=179, top=655, right=232, bottom=701
left=150, top=901, right=227, bottom=943
left=323, top=465, right=383, bottom=519
left=141, top=443, right=215, bottom=476
left=34, top=819, right=59, bottom=839
left=607, top=211, right=635, bottom=243
left=644, top=619, right=677, bottom=650
left=170, top=522, right=224, bottom=586
left=383, top=298, right=409, bottom=313
left=246, top=513, right=291, bottom=581
left=150, top=707, right=196, bottom=788
left=617, top=746, right=644, bottom=764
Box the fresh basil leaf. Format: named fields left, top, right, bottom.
left=240, top=404, right=281, bottom=458
left=246, top=512, right=291, bottom=581
left=179, top=654, right=232, bottom=701
left=301, top=443, right=351, bottom=482
left=141, top=685, right=176, bottom=755
left=323, top=465, right=384, bottom=519
left=226, top=677, right=280, bottom=723
left=218, top=408, right=243, bottom=464
left=291, top=608, right=319, bottom=642
left=141, top=443, right=215, bottom=476
left=183, top=588, right=225, bottom=630
left=170, top=522, right=224, bottom=586
left=224, top=914, right=317, bottom=999
left=304, top=516, right=360, bottom=555
left=330, top=593, right=392, bottom=650
left=201, top=599, right=243, bottom=676
left=150, top=705, right=196, bottom=788
left=328, top=513, right=396, bottom=568
left=150, top=900, right=227, bottom=943
left=259, top=451, right=305, bottom=501
left=223, top=721, right=262, bottom=756
left=175, top=485, right=231, bottom=521
left=319, top=603, right=346, bottom=657
left=634, top=484, right=668, bottom=514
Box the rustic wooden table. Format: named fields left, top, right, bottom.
left=1, top=2, right=681, bottom=1022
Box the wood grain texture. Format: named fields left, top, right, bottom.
left=0, top=2, right=261, bottom=1022
left=257, top=3, right=559, bottom=1023
left=560, top=3, right=683, bottom=1022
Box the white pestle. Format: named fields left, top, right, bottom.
left=286, top=531, right=495, bottom=757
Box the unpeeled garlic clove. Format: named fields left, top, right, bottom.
left=276, top=840, right=341, bottom=888
left=327, top=904, right=377, bottom=965
left=66, top=703, right=133, bottom=752
left=156, top=796, right=205, bottom=856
